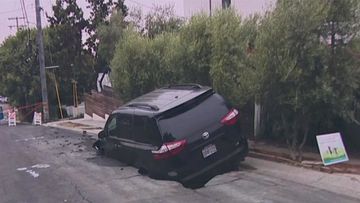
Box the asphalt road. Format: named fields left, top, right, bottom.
left=0, top=125, right=359, bottom=203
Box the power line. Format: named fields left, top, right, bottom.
left=20, top=0, right=30, bottom=28
left=20, top=0, right=26, bottom=26
left=8, top=16, right=26, bottom=31
left=0, top=3, right=34, bottom=15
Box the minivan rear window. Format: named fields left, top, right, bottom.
left=158, top=94, right=228, bottom=141
left=133, top=116, right=162, bottom=146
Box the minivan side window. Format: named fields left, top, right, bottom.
left=133, top=116, right=161, bottom=146
left=107, top=114, right=133, bottom=140
left=107, top=116, right=117, bottom=136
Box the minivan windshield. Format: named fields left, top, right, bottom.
left=158, top=94, right=228, bottom=141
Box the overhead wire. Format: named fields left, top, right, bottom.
left=20, top=0, right=26, bottom=26
left=0, top=3, right=34, bottom=15
left=21, top=0, right=30, bottom=28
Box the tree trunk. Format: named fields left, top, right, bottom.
left=297, top=125, right=309, bottom=162
left=285, top=121, right=298, bottom=161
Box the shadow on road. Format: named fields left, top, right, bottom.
left=86, top=156, right=128, bottom=167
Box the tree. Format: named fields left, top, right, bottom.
left=128, top=5, right=184, bottom=38
left=46, top=0, right=93, bottom=106
left=85, top=0, right=128, bottom=55
left=96, top=10, right=126, bottom=72
left=253, top=0, right=360, bottom=160
left=0, top=30, right=40, bottom=108
left=144, top=5, right=184, bottom=38
left=178, top=14, right=212, bottom=85
left=111, top=28, right=181, bottom=100
left=210, top=10, right=259, bottom=106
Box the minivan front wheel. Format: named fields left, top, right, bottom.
left=93, top=140, right=105, bottom=155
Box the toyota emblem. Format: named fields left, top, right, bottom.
left=202, top=132, right=210, bottom=140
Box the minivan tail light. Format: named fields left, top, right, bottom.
left=221, top=108, right=239, bottom=125
left=152, top=139, right=187, bottom=160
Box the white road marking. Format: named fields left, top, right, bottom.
left=25, top=170, right=39, bottom=178
left=15, top=136, right=44, bottom=142
left=16, top=163, right=50, bottom=178
left=31, top=164, right=50, bottom=169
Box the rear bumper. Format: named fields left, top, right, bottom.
left=181, top=142, right=248, bottom=182
left=149, top=140, right=248, bottom=182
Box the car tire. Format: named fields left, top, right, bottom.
left=93, top=140, right=105, bottom=155
left=181, top=179, right=207, bottom=189
left=181, top=174, right=213, bottom=189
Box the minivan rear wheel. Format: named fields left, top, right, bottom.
left=181, top=174, right=213, bottom=189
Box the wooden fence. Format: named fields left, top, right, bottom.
left=84, top=88, right=123, bottom=118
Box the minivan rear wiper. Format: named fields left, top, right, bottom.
left=127, top=103, right=160, bottom=111
left=166, top=84, right=203, bottom=90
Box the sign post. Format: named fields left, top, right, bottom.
left=8, top=111, right=16, bottom=126
left=33, top=112, right=42, bottom=125
left=316, top=132, right=349, bottom=166
left=0, top=106, right=3, bottom=120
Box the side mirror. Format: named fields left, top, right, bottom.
left=98, top=130, right=106, bottom=139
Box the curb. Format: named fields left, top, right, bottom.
left=248, top=150, right=360, bottom=175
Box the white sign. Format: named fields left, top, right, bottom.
left=33, top=112, right=42, bottom=125
left=8, top=111, right=16, bottom=126
left=316, top=132, right=349, bottom=166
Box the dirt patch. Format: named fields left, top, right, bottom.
left=59, top=122, right=91, bottom=128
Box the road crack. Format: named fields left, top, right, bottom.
left=311, top=175, right=325, bottom=184
left=71, top=182, right=93, bottom=203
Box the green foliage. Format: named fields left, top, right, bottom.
left=144, top=5, right=184, bottom=38
left=48, top=0, right=88, bottom=29
left=111, top=29, right=181, bottom=100
left=178, top=14, right=212, bottom=85
left=210, top=10, right=259, bottom=106
left=97, top=11, right=126, bottom=69
left=85, top=0, right=128, bottom=54
left=46, top=0, right=94, bottom=106
left=0, top=30, right=41, bottom=107
left=111, top=9, right=259, bottom=103
left=254, top=0, right=360, bottom=160
left=128, top=5, right=185, bottom=38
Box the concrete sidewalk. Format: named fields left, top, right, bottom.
left=44, top=118, right=105, bottom=138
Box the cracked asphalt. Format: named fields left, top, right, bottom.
left=0, top=125, right=360, bottom=203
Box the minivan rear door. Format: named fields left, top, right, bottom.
left=131, top=114, right=162, bottom=168
left=157, top=93, right=239, bottom=168
left=106, top=113, right=136, bottom=164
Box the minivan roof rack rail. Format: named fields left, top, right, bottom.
left=166, top=84, right=203, bottom=89
left=127, top=103, right=160, bottom=111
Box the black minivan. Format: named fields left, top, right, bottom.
left=94, top=84, right=248, bottom=187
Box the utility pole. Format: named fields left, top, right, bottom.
left=35, top=0, right=49, bottom=121
left=8, top=17, right=25, bottom=31
left=209, top=0, right=212, bottom=17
